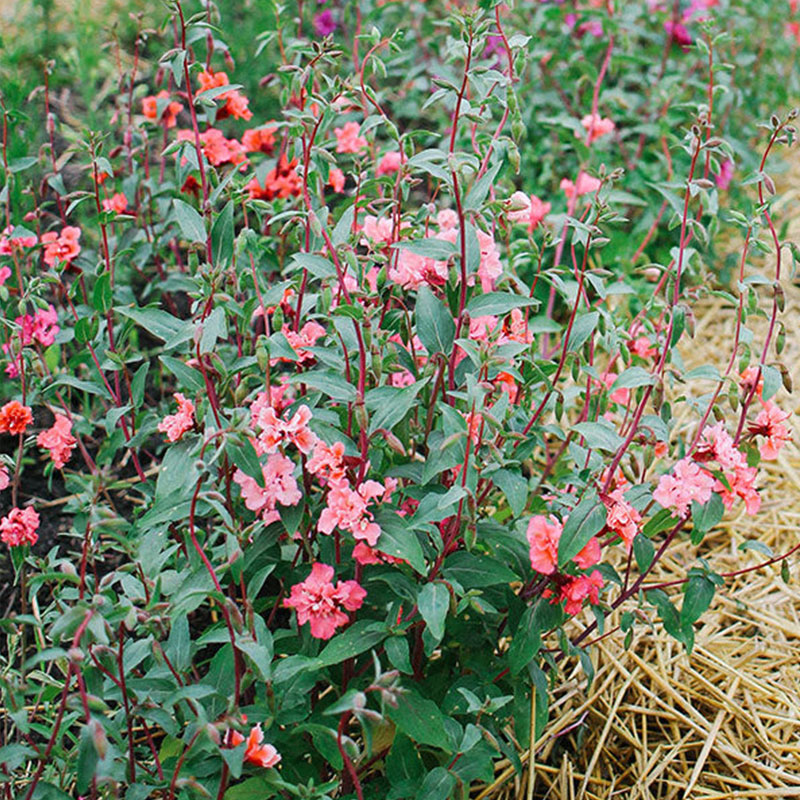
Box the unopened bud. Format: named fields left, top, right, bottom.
left=68, top=647, right=85, bottom=664
left=774, top=281, right=785, bottom=312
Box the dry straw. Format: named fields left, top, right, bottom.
left=476, top=172, right=800, bottom=799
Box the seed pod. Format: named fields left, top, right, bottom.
left=763, top=174, right=776, bottom=196
left=778, top=362, right=793, bottom=393
left=728, top=382, right=739, bottom=411
left=356, top=402, right=369, bottom=432
left=776, top=322, right=786, bottom=355
left=256, top=340, right=270, bottom=372
left=773, top=281, right=785, bottom=312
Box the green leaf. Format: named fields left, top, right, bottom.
left=172, top=198, right=206, bottom=243
left=491, top=468, right=529, bottom=517
left=226, top=437, right=263, bottom=485
left=557, top=498, right=607, bottom=567
left=368, top=378, right=428, bottom=434
left=567, top=312, right=599, bottom=352
left=394, top=238, right=457, bottom=260
left=75, top=724, right=99, bottom=794
left=160, top=355, right=206, bottom=394
left=387, top=690, right=453, bottom=752
left=417, top=583, right=449, bottom=643
left=442, top=551, right=518, bottom=588
left=508, top=598, right=562, bottom=675
left=611, top=367, right=655, bottom=391
left=211, top=200, right=235, bottom=268
left=464, top=162, right=502, bottom=211
left=116, top=305, right=184, bottom=342
left=416, top=767, right=456, bottom=800
left=690, top=493, right=724, bottom=544
left=633, top=534, right=654, bottom=572
left=680, top=575, right=715, bottom=629
left=92, top=272, right=113, bottom=314
left=466, top=292, right=539, bottom=318
left=291, top=253, right=337, bottom=279
left=131, top=362, right=149, bottom=408
left=374, top=513, right=426, bottom=574
left=313, top=621, right=387, bottom=668
left=385, top=635, right=413, bottom=673
left=573, top=421, right=625, bottom=453
left=416, top=286, right=455, bottom=355
left=288, top=370, right=357, bottom=402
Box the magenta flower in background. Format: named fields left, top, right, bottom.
left=313, top=8, right=337, bottom=37
left=715, top=158, right=734, bottom=191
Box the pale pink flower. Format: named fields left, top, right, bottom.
left=437, top=209, right=459, bottom=231
left=334, top=121, right=367, bottom=154
left=318, top=476, right=385, bottom=546
left=376, top=151, right=402, bottom=177
left=580, top=114, right=615, bottom=144
left=499, top=308, right=533, bottom=345
left=252, top=403, right=316, bottom=455
left=37, top=414, right=76, bottom=469
left=233, top=452, right=301, bottom=523
left=0, top=464, right=8, bottom=490
left=716, top=465, right=760, bottom=516
left=561, top=172, right=601, bottom=200
left=361, top=215, right=396, bottom=246
left=653, top=458, right=715, bottom=516
left=751, top=401, right=792, bottom=460
left=0, top=266, right=10, bottom=286
left=526, top=515, right=562, bottom=575
left=1, top=506, right=40, bottom=547
left=697, top=422, right=741, bottom=471
left=278, top=321, right=325, bottom=364
left=158, top=393, right=195, bottom=442
left=507, top=191, right=551, bottom=232
left=476, top=230, right=502, bottom=292
left=469, top=315, right=499, bottom=341
left=284, top=562, right=366, bottom=639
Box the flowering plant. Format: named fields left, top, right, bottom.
left=0, top=1, right=796, bottom=798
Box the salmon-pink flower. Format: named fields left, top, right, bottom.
left=361, top=215, right=396, bottom=246
left=376, top=151, right=402, bottom=177
left=1, top=506, right=40, bottom=547
left=142, top=90, right=182, bottom=128
left=279, top=321, right=326, bottom=364
left=242, top=126, right=277, bottom=155
left=0, top=464, right=8, bottom=490
left=225, top=724, right=281, bottom=768
left=252, top=403, right=316, bottom=455
left=603, top=488, right=641, bottom=552
left=328, top=166, right=345, bottom=193
left=41, top=226, right=81, bottom=268
left=102, top=192, right=128, bottom=214
left=37, top=414, right=76, bottom=469
left=560, top=570, right=604, bottom=615
left=750, top=400, right=792, bottom=460
left=246, top=155, right=302, bottom=200
left=653, top=458, right=715, bottom=516
left=284, top=563, right=366, bottom=639
left=740, top=366, right=763, bottom=398
left=561, top=172, right=601, bottom=200
left=318, top=477, right=389, bottom=546
left=334, top=121, right=367, bottom=154
left=197, top=69, right=252, bottom=120
left=307, top=440, right=346, bottom=483
left=716, top=464, right=760, bottom=516
left=0, top=401, right=33, bottom=435
left=477, top=229, right=503, bottom=292
left=573, top=536, right=601, bottom=570
left=580, top=113, right=615, bottom=144
left=526, top=514, right=562, bottom=575
left=157, top=393, right=195, bottom=442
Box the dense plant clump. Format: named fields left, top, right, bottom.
left=0, top=0, right=798, bottom=798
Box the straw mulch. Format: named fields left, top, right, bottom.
left=477, top=184, right=800, bottom=797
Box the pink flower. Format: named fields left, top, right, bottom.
left=233, top=453, right=302, bottom=523
left=0, top=464, right=8, bottom=490
left=279, top=322, right=326, bottom=364
left=561, top=171, right=601, bottom=200
left=716, top=464, right=760, bottom=516
left=328, top=167, right=345, bottom=193
left=252, top=403, right=316, bottom=455
left=469, top=315, right=499, bottom=342
left=573, top=536, right=601, bottom=570
left=507, top=191, right=551, bottom=232
left=750, top=401, right=792, bottom=460
left=560, top=570, right=604, bottom=615
left=437, top=209, right=459, bottom=231
left=580, top=114, right=615, bottom=144
left=653, top=458, right=715, bottom=516
left=284, top=563, right=366, bottom=639
left=197, top=69, right=252, bottom=121
left=715, top=159, right=733, bottom=191
left=665, top=19, right=692, bottom=50
left=37, top=414, right=76, bottom=469
left=102, top=192, right=128, bottom=214
left=334, top=121, right=367, bottom=154
left=1, top=506, right=40, bottom=547
left=41, top=226, right=81, bottom=268
left=476, top=230, right=502, bottom=292
left=157, top=393, right=195, bottom=442
left=376, top=151, right=402, bottom=176
left=225, top=724, right=281, bottom=768
left=142, top=90, right=182, bottom=128
left=603, top=488, right=641, bottom=552
left=0, top=401, right=33, bottom=435
left=0, top=266, right=10, bottom=286
left=526, top=514, right=562, bottom=575
left=318, top=476, right=393, bottom=546
left=307, top=440, right=346, bottom=483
